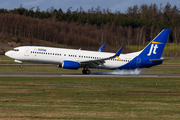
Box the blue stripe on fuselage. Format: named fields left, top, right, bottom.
left=113, top=57, right=162, bottom=70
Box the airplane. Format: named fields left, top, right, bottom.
left=5, top=29, right=171, bottom=74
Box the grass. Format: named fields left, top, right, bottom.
left=0, top=77, right=180, bottom=119
left=162, top=57, right=180, bottom=64
left=0, top=64, right=180, bottom=74
left=142, top=66, right=180, bottom=74
left=0, top=55, right=180, bottom=119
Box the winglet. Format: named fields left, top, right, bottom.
left=98, top=44, right=105, bottom=52
left=114, top=46, right=124, bottom=57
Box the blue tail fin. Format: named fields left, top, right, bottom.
left=98, top=44, right=105, bottom=52
left=138, top=29, right=171, bottom=59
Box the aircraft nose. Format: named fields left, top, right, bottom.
left=5, top=51, right=11, bottom=57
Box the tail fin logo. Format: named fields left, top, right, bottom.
left=147, top=42, right=164, bottom=56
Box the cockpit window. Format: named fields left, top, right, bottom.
left=13, top=49, right=19, bottom=51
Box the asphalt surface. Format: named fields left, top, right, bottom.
left=0, top=73, right=180, bottom=78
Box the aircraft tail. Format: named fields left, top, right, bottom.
left=138, top=29, right=171, bottom=59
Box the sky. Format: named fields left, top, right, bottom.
left=0, top=0, right=180, bottom=13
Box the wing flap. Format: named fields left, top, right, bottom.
left=80, top=46, right=124, bottom=67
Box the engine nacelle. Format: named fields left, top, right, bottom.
left=62, top=60, right=79, bottom=69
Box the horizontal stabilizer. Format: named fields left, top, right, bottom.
left=149, top=58, right=171, bottom=62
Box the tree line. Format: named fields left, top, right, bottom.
left=0, top=13, right=180, bottom=56
left=0, top=3, right=180, bottom=28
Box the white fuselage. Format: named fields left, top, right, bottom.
left=5, top=46, right=141, bottom=69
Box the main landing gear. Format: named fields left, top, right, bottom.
left=82, top=68, right=90, bottom=74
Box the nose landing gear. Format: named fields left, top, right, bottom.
left=82, top=68, right=90, bottom=74
left=19, top=64, right=23, bottom=68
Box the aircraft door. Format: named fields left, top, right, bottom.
left=24, top=49, right=29, bottom=56
left=136, top=58, right=141, bottom=67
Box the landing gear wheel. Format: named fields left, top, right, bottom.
left=82, top=68, right=90, bottom=74
left=86, top=70, right=90, bottom=74
left=19, top=64, right=23, bottom=68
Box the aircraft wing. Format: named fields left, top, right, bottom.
left=80, top=46, right=124, bottom=68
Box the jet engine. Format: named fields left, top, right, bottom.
left=62, top=60, right=79, bottom=69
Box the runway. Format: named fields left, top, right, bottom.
left=0, top=73, right=180, bottom=78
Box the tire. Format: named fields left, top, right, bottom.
left=82, top=70, right=90, bottom=74
left=19, top=65, right=23, bottom=68
left=86, top=70, right=90, bottom=74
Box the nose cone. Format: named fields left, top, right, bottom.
left=5, top=51, right=11, bottom=57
